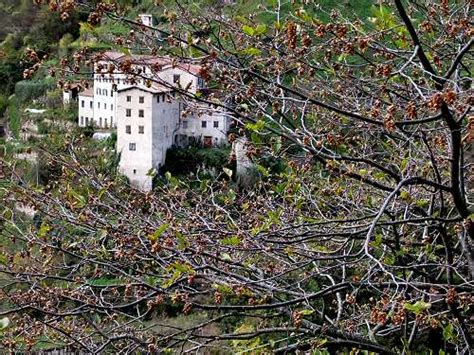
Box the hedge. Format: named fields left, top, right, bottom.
left=14, top=80, right=53, bottom=103
left=163, top=147, right=231, bottom=175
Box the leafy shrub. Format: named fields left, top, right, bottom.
left=0, top=95, right=8, bottom=118
left=37, top=151, right=62, bottom=186
left=14, top=80, right=53, bottom=103
left=80, top=125, right=95, bottom=138
left=6, top=102, right=20, bottom=139
left=37, top=120, right=51, bottom=135
left=38, top=89, right=63, bottom=109
left=163, top=147, right=231, bottom=175
left=44, top=106, right=77, bottom=123
left=104, top=131, right=117, bottom=149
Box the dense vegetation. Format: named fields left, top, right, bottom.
left=1, top=0, right=473, bottom=354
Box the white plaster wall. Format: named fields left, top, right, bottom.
left=63, top=91, right=73, bottom=105
left=177, top=105, right=230, bottom=146
left=139, top=14, right=153, bottom=27
left=151, top=94, right=180, bottom=169
left=78, top=95, right=94, bottom=127
left=93, top=71, right=132, bottom=128
left=158, top=67, right=200, bottom=93
left=90, top=60, right=204, bottom=129
left=116, top=88, right=154, bottom=190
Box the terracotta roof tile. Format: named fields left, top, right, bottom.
left=78, top=86, right=94, bottom=97
left=117, top=83, right=172, bottom=94
left=99, top=51, right=171, bottom=66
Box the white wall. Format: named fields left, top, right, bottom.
left=78, top=95, right=94, bottom=127
left=86, top=56, right=232, bottom=191
left=63, top=91, right=73, bottom=105
left=158, top=66, right=202, bottom=93
left=151, top=93, right=180, bottom=169
left=117, top=88, right=153, bottom=190
left=116, top=88, right=180, bottom=191
left=139, top=14, right=153, bottom=27
left=93, top=69, right=133, bottom=128
left=176, top=104, right=230, bottom=146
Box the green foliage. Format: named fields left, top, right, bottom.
left=148, top=224, right=169, bottom=242
left=37, top=151, right=62, bottom=186
left=220, top=235, right=241, bottom=246
left=404, top=301, right=431, bottom=315
left=442, top=323, right=456, bottom=343
left=80, top=125, right=95, bottom=138
left=6, top=101, right=20, bottom=139
left=163, top=146, right=231, bottom=176
left=0, top=317, right=10, bottom=331
left=0, top=95, right=8, bottom=118
left=87, top=278, right=122, bottom=286
left=37, top=120, right=51, bottom=135
left=14, top=80, right=53, bottom=103
left=242, top=24, right=267, bottom=36
left=0, top=60, right=24, bottom=95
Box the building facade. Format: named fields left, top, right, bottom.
left=78, top=87, right=94, bottom=127
left=116, top=86, right=180, bottom=190
left=75, top=51, right=231, bottom=190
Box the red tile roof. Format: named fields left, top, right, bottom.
left=117, top=83, right=172, bottom=94
left=99, top=51, right=171, bottom=66
left=78, top=86, right=94, bottom=97
left=160, top=63, right=202, bottom=76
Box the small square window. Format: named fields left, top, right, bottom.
left=126, top=109, right=131, bottom=117
left=126, top=96, right=131, bottom=102
left=201, top=121, right=207, bottom=128
left=129, top=143, right=136, bottom=151
left=138, top=125, right=144, bottom=134
left=139, top=109, right=144, bottom=118
left=139, top=96, right=144, bottom=103
left=126, top=125, right=131, bottom=134
left=213, top=121, right=219, bottom=128
left=198, top=77, right=205, bottom=88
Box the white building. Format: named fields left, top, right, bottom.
left=175, top=103, right=229, bottom=147
left=78, top=87, right=94, bottom=127
left=138, top=14, right=153, bottom=27
left=75, top=51, right=231, bottom=190
left=116, top=85, right=180, bottom=190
